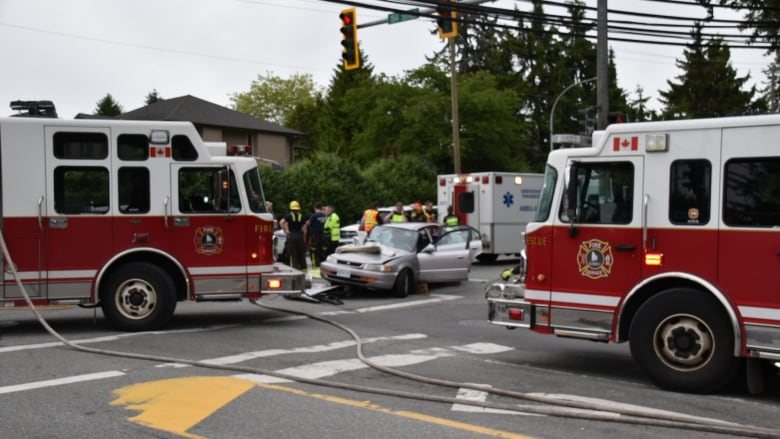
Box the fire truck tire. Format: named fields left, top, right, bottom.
left=393, top=269, right=414, bottom=298
left=629, top=288, right=737, bottom=393
left=101, top=262, right=177, bottom=332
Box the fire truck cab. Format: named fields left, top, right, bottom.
left=0, top=106, right=305, bottom=331
left=487, top=114, right=780, bottom=393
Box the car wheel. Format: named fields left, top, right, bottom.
left=476, top=253, right=498, bottom=263
left=393, top=269, right=414, bottom=298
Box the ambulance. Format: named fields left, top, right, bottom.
left=0, top=102, right=305, bottom=331
left=486, top=114, right=780, bottom=393
left=437, top=172, right=542, bottom=262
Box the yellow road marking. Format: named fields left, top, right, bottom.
left=111, top=376, right=255, bottom=439
left=112, top=376, right=535, bottom=439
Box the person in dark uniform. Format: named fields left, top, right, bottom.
left=305, top=202, right=327, bottom=268
left=280, top=200, right=307, bottom=270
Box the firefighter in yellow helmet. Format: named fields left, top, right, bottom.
left=280, top=200, right=307, bottom=269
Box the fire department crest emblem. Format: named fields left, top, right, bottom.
left=193, top=226, right=224, bottom=255
left=576, top=239, right=613, bottom=279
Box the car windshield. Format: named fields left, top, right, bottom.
left=367, top=225, right=418, bottom=252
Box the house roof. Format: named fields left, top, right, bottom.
left=117, top=95, right=303, bottom=136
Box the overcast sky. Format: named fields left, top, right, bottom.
left=0, top=0, right=770, bottom=119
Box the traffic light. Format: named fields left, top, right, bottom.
left=436, top=0, right=458, bottom=39
left=578, top=105, right=598, bottom=135
left=607, top=111, right=628, bottom=125
left=339, top=8, right=360, bottom=70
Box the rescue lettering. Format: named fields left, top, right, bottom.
left=526, top=236, right=547, bottom=247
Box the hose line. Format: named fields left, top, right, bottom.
left=1, top=228, right=775, bottom=438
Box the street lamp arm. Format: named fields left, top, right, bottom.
left=549, top=77, right=597, bottom=152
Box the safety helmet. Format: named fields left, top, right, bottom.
left=289, top=200, right=301, bottom=210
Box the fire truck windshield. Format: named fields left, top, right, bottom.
left=243, top=168, right=268, bottom=213
left=534, top=164, right=557, bottom=222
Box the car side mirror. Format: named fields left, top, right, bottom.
left=422, top=243, right=435, bottom=253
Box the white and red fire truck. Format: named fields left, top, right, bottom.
left=0, top=103, right=305, bottom=331
left=437, top=172, right=542, bottom=262
left=486, top=114, right=780, bottom=393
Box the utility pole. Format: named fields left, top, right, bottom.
left=597, top=0, right=609, bottom=129
left=449, top=37, right=461, bottom=174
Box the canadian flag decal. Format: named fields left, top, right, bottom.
left=613, top=136, right=638, bottom=152
left=150, top=146, right=171, bottom=158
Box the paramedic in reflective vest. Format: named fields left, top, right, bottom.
left=323, top=205, right=341, bottom=256
left=443, top=205, right=460, bottom=227
left=361, top=201, right=383, bottom=233
left=384, top=202, right=408, bottom=223
left=281, top=200, right=307, bottom=270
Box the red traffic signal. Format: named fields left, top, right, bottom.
left=339, top=8, right=360, bottom=70
left=436, top=0, right=458, bottom=39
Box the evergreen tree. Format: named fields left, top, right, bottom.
left=145, top=89, right=163, bottom=105
left=660, top=23, right=761, bottom=119
left=761, top=52, right=780, bottom=112
left=94, top=94, right=122, bottom=116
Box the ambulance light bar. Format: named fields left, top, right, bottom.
left=646, top=134, right=669, bottom=152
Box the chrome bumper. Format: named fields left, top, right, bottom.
left=260, top=263, right=307, bottom=295
left=485, top=280, right=534, bottom=329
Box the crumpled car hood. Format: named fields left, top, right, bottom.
left=333, top=243, right=408, bottom=264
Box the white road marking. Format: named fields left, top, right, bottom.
left=158, top=333, right=428, bottom=368
left=0, top=371, right=125, bottom=395
left=452, top=386, right=535, bottom=415
left=451, top=343, right=514, bottom=355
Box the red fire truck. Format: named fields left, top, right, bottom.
left=1, top=102, right=305, bottom=331
left=487, top=114, right=780, bottom=393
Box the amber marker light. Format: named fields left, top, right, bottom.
left=250, top=252, right=258, bottom=260
left=645, top=253, right=663, bottom=266
left=536, top=273, right=546, bottom=282
left=267, top=279, right=282, bottom=289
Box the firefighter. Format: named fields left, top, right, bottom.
left=423, top=200, right=438, bottom=223
left=442, top=205, right=459, bottom=227
left=384, top=202, right=408, bottom=223
left=280, top=200, right=307, bottom=270
left=323, top=204, right=341, bottom=256
left=305, top=202, right=327, bottom=268
left=361, top=201, right=383, bottom=233
left=409, top=202, right=426, bottom=222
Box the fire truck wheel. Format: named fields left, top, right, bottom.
left=393, top=269, right=414, bottom=298
left=629, top=288, right=737, bottom=393
left=101, top=262, right=177, bottom=332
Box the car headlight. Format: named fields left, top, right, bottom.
left=362, top=263, right=393, bottom=272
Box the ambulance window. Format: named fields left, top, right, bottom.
left=53, top=166, right=109, bottom=214
left=723, top=157, right=780, bottom=227
left=53, top=132, right=108, bottom=159
left=118, top=167, right=150, bottom=214
left=117, top=134, right=149, bottom=161
left=171, top=135, right=198, bottom=161
left=669, top=159, right=711, bottom=225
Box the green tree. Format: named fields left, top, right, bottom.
left=145, top=89, right=163, bottom=105
left=94, top=94, right=122, bottom=116
left=231, top=72, right=320, bottom=126
left=761, top=52, right=780, bottom=112
left=660, top=23, right=762, bottom=119
left=715, top=0, right=780, bottom=51
left=362, top=155, right=438, bottom=209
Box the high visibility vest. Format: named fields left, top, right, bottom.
left=363, top=209, right=379, bottom=232
left=324, top=212, right=341, bottom=241
left=444, top=215, right=459, bottom=227
left=390, top=212, right=406, bottom=223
